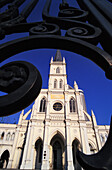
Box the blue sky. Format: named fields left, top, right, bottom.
left=0, top=0, right=112, bottom=125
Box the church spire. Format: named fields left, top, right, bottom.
left=54, top=49, right=63, bottom=62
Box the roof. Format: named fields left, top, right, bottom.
left=54, top=49, right=63, bottom=62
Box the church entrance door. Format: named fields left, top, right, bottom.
left=35, top=138, right=43, bottom=169
left=53, top=141, right=62, bottom=170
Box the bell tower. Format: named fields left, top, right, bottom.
left=48, top=50, right=67, bottom=91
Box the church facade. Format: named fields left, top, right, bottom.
left=0, top=50, right=109, bottom=170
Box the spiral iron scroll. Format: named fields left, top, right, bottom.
left=0, top=0, right=112, bottom=169
left=0, top=61, right=42, bottom=116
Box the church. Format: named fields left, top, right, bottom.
left=0, top=50, right=109, bottom=170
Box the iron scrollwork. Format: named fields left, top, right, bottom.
left=29, top=22, right=61, bottom=35
left=0, top=0, right=112, bottom=169
left=77, top=116, right=112, bottom=170
left=0, top=61, right=42, bottom=116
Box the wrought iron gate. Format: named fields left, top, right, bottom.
left=0, top=0, right=112, bottom=169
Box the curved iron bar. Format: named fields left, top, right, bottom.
left=0, top=35, right=112, bottom=79
left=0, top=0, right=14, bottom=8
left=0, top=0, right=25, bottom=23
left=77, top=117, right=112, bottom=170
left=42, top=0, right=88, bottom=23
left=0, top=61, right=42, bottom=116
left=1, top=22, right=61, bottom=36
left=8, top=0, right=26, bottom=7
left=0, top=0, right=39, bottom=39
left=42, top=0, right=101, bottom=45
left=0, top=0, right=112, bottom=169
left=77, top=0, right=112, bottom=55
left=0, top=0, right=101, bottom=45
left=29, top=22, right=61, bottom=35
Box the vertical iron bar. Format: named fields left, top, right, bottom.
left=20, top=0, right=39, bottom=19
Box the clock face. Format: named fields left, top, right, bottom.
left=53, top=102, right=62, bottom=111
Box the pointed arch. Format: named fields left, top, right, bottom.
left=100, top=133, right=105, bottom=144
left=89, top=143, right=95, bottom=154
left=6, top=132, right=10, bottom=141
left=39, top=97, right=46, bottom=112
left=50, top=131, right=65, bottom=170
left=56, top=67, right=60, bottom=73
left=49, top=129, right=65, bottom=145
left=11, top=133, right=15, bottom=141
left=59, top=79, right=63, bottom=88
left=54, top=79, right=57, bottom=88
left=69, top=97, right=76, bottom=112
left=1, top=132, right=5, bottom=140
left=72, top=138, right=81, bottom=150
left=105, top=133, right=108, bottom=141
left=33, top=136, right=43, bottom=145
left=88, top=139, right=96, bottom=154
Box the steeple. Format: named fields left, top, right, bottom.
left=49, top=50, right=67, bottom=90
left=54, top=49, right=63, bottom=62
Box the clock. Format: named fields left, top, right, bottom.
left=53, top=102, right=62, bottom=111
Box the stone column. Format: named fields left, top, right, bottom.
left=41, top=93, right=50, bottom=170
left=41, top=120, right=50, bottom=170
left=76, top=92, right=90, bottom=154
left=66, top=120, right=74, bottom=170
left=30, top=145, right=35, bottom=168
left=24, top=124, right=35, bottom=169
left=65, top=93, right=74, bottom=170
left=7, top=126, right=21, bottom=168
left=91, top=110, right=102, bottom=150
left=94, top=127, right=102, bottom=150
left=20, top=121, right=32, bottom=169
left=79, top=122, right=90, bottom=153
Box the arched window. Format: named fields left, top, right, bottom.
left=105, top=133, right=108, bottom=141
left=89, top=143, right=95, bottom=154
left=54, top=79, right=57, bottom=88
left=59, top=80, right=63, bottom=88
left=69, top=98, right=75, bottom=112
left=1, top=132, right=5, bottom=140
left=39, top=98, right=46, bottom=112
left=6, top=133, right=10, bottom=141
left=11, top=133, right=15, bottom=141
left=100, top=134, right=105, bottom=143
left=56, top=67, right=60, bottom=73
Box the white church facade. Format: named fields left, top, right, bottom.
left=0, top=50, right=109, bottom=170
